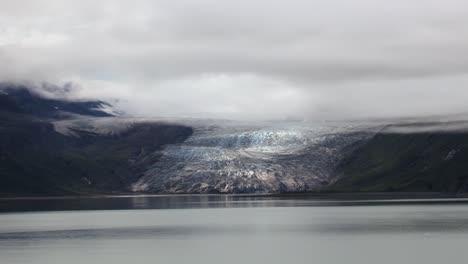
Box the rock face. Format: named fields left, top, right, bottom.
left=132, top=122, right=372, bottom=193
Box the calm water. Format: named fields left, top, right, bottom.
left=1, top=195, right=468, bottom=264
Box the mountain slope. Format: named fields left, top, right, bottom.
left=9, top=85, right=468, bottom=196
left=0, top=86, right=193, bottom=196
left=331, top=123, right=468, bottom=193
left=0, top=84, right=113, bottom=118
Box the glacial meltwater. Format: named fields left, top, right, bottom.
left=0, top=195, right=467, bottom=264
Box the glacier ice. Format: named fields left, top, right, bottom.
left=132, top=121, right=373, bottom=193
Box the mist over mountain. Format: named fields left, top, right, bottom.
left=3, top=84, right=468, bottom=196
left=0, top=83, right=114, bottom=118
left=0, top=85, right=193, bottom=196
left=0, top=84, right=371, bottom=195
left=2, top=0, right=468, bottom=121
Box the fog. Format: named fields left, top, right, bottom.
left=1, top=0, right=468, bottom=120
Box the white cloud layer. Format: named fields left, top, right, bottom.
left=1, top=0, right=468, bottom=120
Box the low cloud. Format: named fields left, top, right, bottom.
left=1, top=0, right=468, bottom=120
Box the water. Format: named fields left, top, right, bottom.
left=1, top=195, right=468, bottom=264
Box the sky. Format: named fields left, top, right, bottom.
left=1, top=0, right=468, bottom=120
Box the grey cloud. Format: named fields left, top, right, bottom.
left=1, top=0, right=468, bottom=120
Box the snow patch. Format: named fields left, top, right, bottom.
left=444, top=149, right=458, bottom=161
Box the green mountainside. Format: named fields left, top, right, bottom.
left=0, top=86, right=192, bottom=196
left=331, top=124, right=468, bottom=193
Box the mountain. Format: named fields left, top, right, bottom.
left=0, top=85, right=372, bottom=196
left=4, top=84, right=468, bottom=196
left=0, top=84, right=113, bottom=118
left=331, top=122, right=468, bottom=193
left=0, top=85, right=193, bottom=196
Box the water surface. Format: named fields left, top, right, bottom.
left=1, top=195, right=467, bottom=264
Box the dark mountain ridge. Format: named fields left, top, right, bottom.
left=0, top=84, right=113, bottom=118
left=331, top=122, right=468, bottom=193
left=0, top=85, right=193, bottom=196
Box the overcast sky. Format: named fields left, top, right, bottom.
left=1, top=0, right=468, bottom=120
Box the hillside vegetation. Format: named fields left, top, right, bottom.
left=0, top=86, right=193, bottom=196
left=332, top=125, right=468, bottom=193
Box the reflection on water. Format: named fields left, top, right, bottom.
left=1, top=195, right=468, bottom=264
left=0, top=193, right=463, bottom=212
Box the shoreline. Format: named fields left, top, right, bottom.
left=0, top=191, right=462, bottom=201
left=2, top=192, right=468, bottom=214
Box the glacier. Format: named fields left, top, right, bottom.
left=131, top=120, right=374, bottom=193
left=52, top=117, right=376, bottom=194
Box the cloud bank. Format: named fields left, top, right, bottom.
left=1, top=0, right=468, bottom=120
